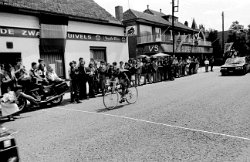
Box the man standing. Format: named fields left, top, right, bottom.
left=135, top=59, right=142, bottom=86
left=204, top=57, right=209, bottom=72
left=69, top=61, right=81, bottom=103
left=78, top=58, right=88, bottom=100
left=168, top=56, right=174, bottom=81
left=210, top=56, right=215, bottom=72
left=98, top=61, right=107, bottom=96
left=86, top=63, right=96, bottom=98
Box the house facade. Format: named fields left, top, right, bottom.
left=116, top=6, right=213, bottom=59
left=0, top=0, right=129, bottom=78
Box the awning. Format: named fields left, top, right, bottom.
left=39, top=15, right=68, bottom=53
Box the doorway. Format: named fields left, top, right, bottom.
left=40, top=52, right=65, bottom=78
left=0, top=53, right=21, bottom=66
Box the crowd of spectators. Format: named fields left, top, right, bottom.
left=68, top=55, right=212, bottom=103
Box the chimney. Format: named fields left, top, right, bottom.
left=115, top=6, right=123, bottom=21
left=147, top=5, right=149, bottom=9
left=160, top=9, right=162, bottom=13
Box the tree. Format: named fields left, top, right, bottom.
left=246, top=25, right=250, bottom=54
left=206, top=29, right=222, bottom=57
left=227, top=21, right=247, bottom=56
left=229, top=21, right=244, bottom=32
left=184, top=21, right=188, bottom=27
left=191, top=19, right=198, bottom=30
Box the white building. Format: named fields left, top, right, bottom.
left=0, top=0, right=129, bottom=78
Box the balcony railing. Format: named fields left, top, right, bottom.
left=137, top=34, right=212, bottom=47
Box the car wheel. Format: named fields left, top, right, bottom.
left=242, top=68, right=247, bottom=75
left=221, top=72, right=226, bottom=76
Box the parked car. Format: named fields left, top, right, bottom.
left=0, top=125, right=19, bottom=162
left=220, top=56, right=250, bottom=75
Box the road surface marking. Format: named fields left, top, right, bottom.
left=56, top=107, right=250, bottom=141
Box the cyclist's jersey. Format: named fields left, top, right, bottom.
left=117, top=71, right=129, bottom=80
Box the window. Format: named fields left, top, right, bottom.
left=140, top=25, right=152, bottom=36
left=90, top=47, right=106, bottom=62
left=155, top=27, right=161, bottom=41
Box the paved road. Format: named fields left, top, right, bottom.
left=3, top=67, right=250, bottom=162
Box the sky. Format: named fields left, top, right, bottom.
left=94, top=0, right=250, bottom=31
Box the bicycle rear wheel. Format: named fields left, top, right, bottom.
left=126, top=86, right=138, bottom=104
left=103, top=91, right=119, bottom=109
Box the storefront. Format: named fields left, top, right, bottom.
left=0, top=1, right=129, bottom=78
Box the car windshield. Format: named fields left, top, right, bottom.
left=225, top=57, right=245, bottom=64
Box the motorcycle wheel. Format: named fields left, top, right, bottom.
left=17, top=97, right=27, bottom=112
left=51, top=96, right=63, bottom=105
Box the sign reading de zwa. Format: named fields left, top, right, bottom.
left=0, top=26, right=126, bottom=43
left=0, top=26, right=39, bottom=38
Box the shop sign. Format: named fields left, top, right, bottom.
left=142, top=44, right=162, bottom=54
left=0, top=26, right=39, bottom=38
left=126, top=25, right=137, bottom=36
left=0, top=26, right=127, bottom=43
left=67, top=32, right=126, bottom=43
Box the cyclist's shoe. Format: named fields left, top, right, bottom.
left=125, top=89, right=129, bottom=94
left=119, top=98, right=125, bottom=103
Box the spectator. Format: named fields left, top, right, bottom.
left=178, top=57, right=184, bottom=77
left=210, top=56, right=214, bottom=72
left=194, top=57, right=200, bottom=74
left=152, top=59, right=158, bottom=83
left=186, top=56, right=191, bottom=75
left=168, top=56, right=174, bottom=81
left=86, top=63, right=96, bottom=98
left=181, top=57, right=187, bottom=76
left=119, top=61, right=124, bottom=70
left=1, top=64, right=16, bottom=94
left=162, top=58, right=168, bottom=81
left=46, top=65, right=63, bottom=84
left=157, top=58, right=164, bottom=82
left=172, top=56, right=179, bottom=78
left=78, top=58, right=88, bottom=100
left=204, top=57, right=209, bottom=72
left=37, top=59, right=46, bottom=78
left=69, top=61, right=81, bottom=103
left=135, top=59, right=142, bottom=86
left=98, top=61, right=107, bottom=96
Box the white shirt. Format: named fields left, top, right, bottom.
left=204, top=60, right=209, bottom=65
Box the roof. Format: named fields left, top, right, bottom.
left=0, top=0, right=121, bottom=25
left=123, top=9, right=196, bottom=32
left=144, top=9, right=166, bottom=17
left=123, top=9, right=171, bottom=26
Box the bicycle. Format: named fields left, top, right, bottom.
left=103, top=79, right=138, bottom=110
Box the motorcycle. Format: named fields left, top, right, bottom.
left=0, top=125, right=19, bottom=162
left=16, top=81, right=69, bottom=112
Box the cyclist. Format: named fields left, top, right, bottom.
left=115, top=68, right=130, bottom=103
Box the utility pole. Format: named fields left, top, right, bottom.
left=172, top=0, right=179, bottom=56
left=222, top=11, right=224, bottom=54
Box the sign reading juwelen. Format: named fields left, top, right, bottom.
left=67, top=32, right=127, bottom=43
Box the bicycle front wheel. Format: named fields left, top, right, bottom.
left=126, top=86, right=138, bottom=104
left=103, top=91, right=119, bottom=109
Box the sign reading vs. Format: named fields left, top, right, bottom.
left=0, top=26, right=127, bottom=43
